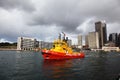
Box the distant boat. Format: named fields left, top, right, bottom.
left=41, top=33, right=85, bottom=60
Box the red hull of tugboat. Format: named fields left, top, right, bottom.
left=41, top=50, right=85, bottom=60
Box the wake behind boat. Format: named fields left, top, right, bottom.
left=41, top=33, right=85, bottom=60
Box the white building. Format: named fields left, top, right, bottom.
left=85, top=35, right=89, bottom=46
left=88, top=32, right=99, bottom=49
left=78, top=35, right=82, bottom=48
left=102, top=47, right=119, bottom=52
left=17, top=37, right=22, bottom=50
left=17, top=37, right=37, bottom=50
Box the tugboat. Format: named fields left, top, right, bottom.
left=41, top=32, right=85, bottom=60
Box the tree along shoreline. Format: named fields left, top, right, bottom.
left=0, top=42, right=17, bottom=50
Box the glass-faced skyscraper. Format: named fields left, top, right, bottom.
left=109, top=33, right=118, bottom=44
left=95, top=21, right=107, bottom=48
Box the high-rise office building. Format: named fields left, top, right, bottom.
left=78, top=35, right=82, bottom=48
left=95, top=21, right=107, bottom=48
left=85, top=35, right=89, bottom=46
left=117, top=33, right=120, bottom=47
left=109, top=33, right=118, bottom=46
left=88, top=32, right=99, bottom=49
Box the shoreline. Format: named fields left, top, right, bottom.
left=0, top=48, right=17, bottom=51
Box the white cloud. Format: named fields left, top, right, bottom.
left=76, top=18, right=95, bottom=35
left=0, top=38, right=12, bottom=43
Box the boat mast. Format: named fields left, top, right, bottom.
left=62, top=32, right=66, bottom=41
left=58, top=33, right=61, bottom=40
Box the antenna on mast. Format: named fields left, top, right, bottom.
left=62, top=32, right=66, bottom=41
left=58, top=33, right=61, bottom=40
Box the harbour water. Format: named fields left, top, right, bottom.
left=0, top=51, right=120, bottom=80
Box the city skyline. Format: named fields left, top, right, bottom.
left=0, top=0, right=120, bottom=44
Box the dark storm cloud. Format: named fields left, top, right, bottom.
left=28, top=0, right=120, bottom=34
left=0, top=0, right=35, bottom=12
left=29, top=0, right=86, bottom=33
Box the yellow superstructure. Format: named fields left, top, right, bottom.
left=50, top=33, right=73, bottom=54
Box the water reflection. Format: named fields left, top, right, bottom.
left=42, top=60, right=73, bottom=79
left=42, top=59, right=86, bottom=80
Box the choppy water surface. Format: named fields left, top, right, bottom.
left=0, top=51, right=120, bottom=80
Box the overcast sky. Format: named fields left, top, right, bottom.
left=0, top=0, right=120, bottom=44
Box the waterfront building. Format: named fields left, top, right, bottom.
left=17, top=37, right=22, bottom=50
left=88, top=32, right=99, bottom=49
left=85, top=35, right=89, bottom=46
left=117, top=33, right=120, bottom=47
left=102, top=47, right=119, bottom=52
left=95, top=21, right=107, bottom=48
left=17, top=37, right=37, bottom=50
left=109, top=33, right=118, bottom=46
left=105, top=42, right=116, bottom=47
left=39, top=41, right=52, bottom=49
left=78, top=34, right=82, bottom=48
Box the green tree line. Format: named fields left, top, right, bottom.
left=0, top=42, right=17, bottom=48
